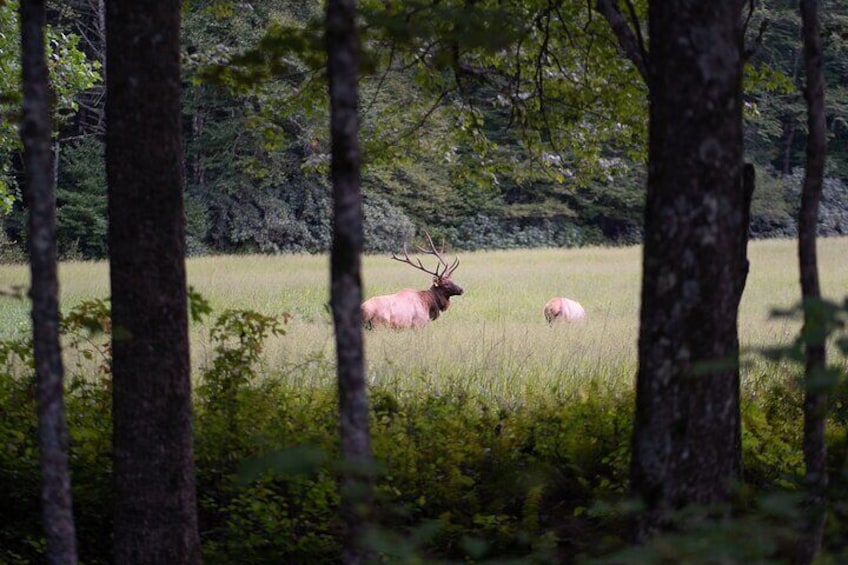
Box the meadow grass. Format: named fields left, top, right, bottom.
left=1, top=237, right=846, bottom=402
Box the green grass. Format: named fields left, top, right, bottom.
left=1, top=237, right=846, bottom=401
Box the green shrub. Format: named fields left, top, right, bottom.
left=446, top=214, right=587, bottom=250
left=3, top=297, right=848, bottom=562
left=0, top=229, right=25, bottom=264
left=362, top=194, right=416, bottom=253
left=741, top=379, right=805, bottom=489
left=56, top=137, right=108, bottom=260
left=0, top=338, right=41, bottom=564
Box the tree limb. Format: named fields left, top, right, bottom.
left=594, top=0, right=649, bottom=83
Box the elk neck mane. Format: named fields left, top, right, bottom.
left=421, top=283, right=453, bottom=321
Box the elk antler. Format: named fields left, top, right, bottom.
left=391, top=230, right=460, bottom=279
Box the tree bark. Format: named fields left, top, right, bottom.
left=20, top=0, right=79, bottom=562
left=779, top=116, right=797, bottom=176
left=796, top=0, right=828, bottom=562
left=778, top=47, right=803, bottom=177
left=327, top=1, right=376, bottom=563
left=631, top=0, right=748, bottom=538
left=105, top=1, right=201, bottom=562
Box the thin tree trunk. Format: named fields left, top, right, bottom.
left=105, top=1, right=201, bottom=562
left=327, top=1, right=376, bottom=563
left=188, top=87, right=207, bottom=192
left=779, top=46, right=803, bottom=177
left=19, top=0, right=78, bottom=562
left=780, top=117, right=797, bottom=176
left=796, top=0, right=828, bottom=562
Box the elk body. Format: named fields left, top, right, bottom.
left=543, top=297, right=586, bottom=323
left=362, top=233, right=463, bottom=330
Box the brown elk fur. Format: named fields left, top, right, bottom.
left=361, top=231, right=463, bottom=330
left=361, top=278, right=464, bottom=329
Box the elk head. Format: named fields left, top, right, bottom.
left=391, top=231, right=463, bottom=298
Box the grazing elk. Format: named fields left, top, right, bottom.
left=361, top=232, right=464, bottom=329
left=543, top=297, right=586, bottom=323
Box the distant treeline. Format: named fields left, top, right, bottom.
left=2, top=0, right=848, bottom=259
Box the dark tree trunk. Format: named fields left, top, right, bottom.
left=326, top=1, right=376, bottom=563
left=631, top=0, right=748, bottom=538
left=20, top=1, right=79, bottom=562
left=779, top=116, right=797, bottom=176
left=796, top=1, right=828, bottom=562
left=189, top=89, right=207, bottom=192
left=778, top=46, right=803, bottom=177
left=105, top=1, right=200, bottom=562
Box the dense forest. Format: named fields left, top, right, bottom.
left=1, top=0, right=847, bottom=260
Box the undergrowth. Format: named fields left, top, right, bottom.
left=2, top=298, right=848, bottom=563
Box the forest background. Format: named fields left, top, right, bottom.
left=2, top=0, right=848, bottom=260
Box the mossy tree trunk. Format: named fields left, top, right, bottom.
left=631, top=0, right=750, bottom=538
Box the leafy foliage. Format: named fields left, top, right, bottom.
left=2, top=294, right=848, bottom=562
left=178, top=0, right=651, bottom=255
left=0, top=0, right=101, bottom=211
left=56, top=137, right=107, bottom=259
left=744, top=0, right=848, bottom=177
left=4, top=0, right=848, bottom=259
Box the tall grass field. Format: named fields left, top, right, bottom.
left=1, top=237, right=846, bottom=400
left=3, top=237, right=848, bottom=563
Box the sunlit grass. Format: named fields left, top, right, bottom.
left=1, top=237, right=846, bottom=401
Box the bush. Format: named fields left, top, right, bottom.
left=447, top=214, right=586, bottom=250
left=4, top=299, right=848, bottom=563
left=56, top=137, right=108, bottom=259
left=0, top=228, right=25, bottom=264
left=362, top=194, right=416, bottom=253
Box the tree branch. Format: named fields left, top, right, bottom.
left=743, top=20, right=769, bottom=62
left=594, top=0, right=649, bottom=83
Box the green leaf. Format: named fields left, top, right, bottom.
left=236, top=444, right=328, bottom=484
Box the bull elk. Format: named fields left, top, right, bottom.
left=544, top=297, right=586, bottom=323
left=361, top=232, right=464, bottom=329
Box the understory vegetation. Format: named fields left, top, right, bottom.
left=2, top=242, right=848, bottom=562
left=0, top=304, right=846, bottom=563
left=1, top=302, right=847, bottom=563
